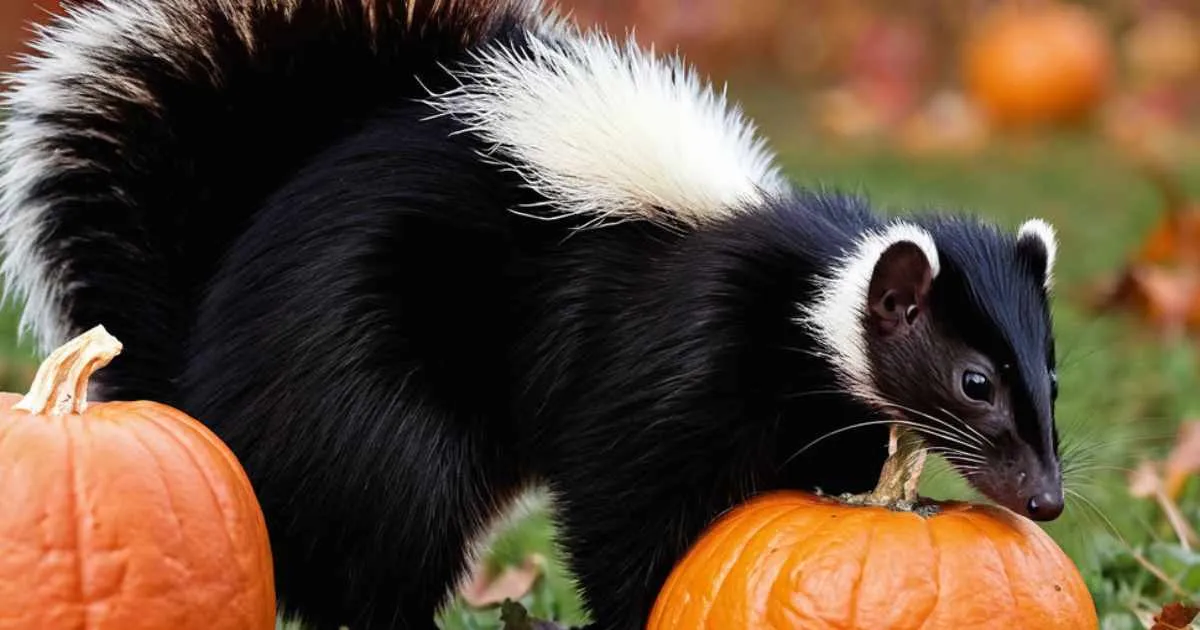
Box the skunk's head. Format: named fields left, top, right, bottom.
left=805, top=215, right=1062, bottom=521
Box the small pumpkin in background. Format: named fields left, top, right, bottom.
left=0, top=326, right=275, bottom=630
left=962, top=1, right=1113, bottom=129
left=648, top=427, right=1098, bottom=630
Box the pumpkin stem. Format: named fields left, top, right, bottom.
left=13, top=325, right=123, bottom=416
left=865, top=425, right=927, bottom=505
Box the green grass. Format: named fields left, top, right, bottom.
left=1, top=97, right=1197, bottom=629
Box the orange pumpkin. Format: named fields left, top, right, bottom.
left=648, top=429, right=1098, bottom=630
left=0, top=326, right=275, bottom=630
left=962, top=2, right=1113, bottom=128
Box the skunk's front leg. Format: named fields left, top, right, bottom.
left=545, top=432, right=759, bottom=630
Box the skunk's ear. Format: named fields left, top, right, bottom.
left=1016, top=218, right=1057, bottom=290
left=800, top=221, right=939, bottom=390
left=867, top=238, right=934, bottom=337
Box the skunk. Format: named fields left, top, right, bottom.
left=0, top=0, right=1064, bottom=628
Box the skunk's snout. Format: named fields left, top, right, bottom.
left=1024, top=488, right=1064, bottom=521
left=964, top=438, right=1065, bottom=522
left=989, top=475, right=1064, bottom=522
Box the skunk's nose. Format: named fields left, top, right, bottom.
left=1026, top=491, right=1064, bottom=521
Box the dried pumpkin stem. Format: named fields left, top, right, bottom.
left=13, top=325, right=123, bottom=416
left=864, top=425, right=927, bottom=506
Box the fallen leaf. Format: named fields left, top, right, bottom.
left=1130, top=459, right=1165, bottom=498
left=1150, top=601, right=1199, bottom=630
left=459, top=554, right=546, bottom=609
left=1090, top=151, right=1200, bottom=338
left=1136, top=210, right=1200, bottom=269
left=1095, top=264, right=1200, bottom=334
left=1165, top=421, right=1200, bottom=499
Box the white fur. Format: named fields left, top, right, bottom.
left=0, top=0, right=183, bottom=356
left=0, top=0, right=555, bottom=355
left=1017, top=218, right=1058, bottom=290
left=423, top=30, right=789, bottom=229
left=796, top=222, right=941, bottom=401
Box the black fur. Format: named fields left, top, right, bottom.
left=13, top=0, right=539, bottom=408
left=179, top=104, right=897, bottom=627
left=1, top=1, right=1061, bottom=628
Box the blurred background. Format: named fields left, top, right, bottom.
left=3, top=1, right=1200, bottom=629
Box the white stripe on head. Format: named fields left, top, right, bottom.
left=796, top=222, right=941, bottom=401
left=423, top=29, right=789, bottom=229
left=1017, top=218, right=1057, bottom=290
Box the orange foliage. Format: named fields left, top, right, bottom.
left=1150, top=602, right=1200, bottom=630
left=1094, top=158, right=1200, bottom=335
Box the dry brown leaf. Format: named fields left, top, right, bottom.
left=1136, top=210, right=1200, bottom=269
left=1090, top=150, right=1200, bottom=338
left=1135, top=267, right=1199, bottom=324
left=1129, top=448, right=1199, bottom=549
left=459, top=554, right=546, bottom=609
left=1095, top=264, right=1200, bottom=334
left=1150, top=601, right=1199, bottom=630
left=1165, top=421, right=1200, bottom=499
left=1130, top=459, right=1165, bottom=499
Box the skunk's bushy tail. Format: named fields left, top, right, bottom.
left=0, top=0, right=554, bottom=402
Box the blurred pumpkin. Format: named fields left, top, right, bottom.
left=648, top=428, right=1097, bottom=630
left=1124, top=9, right=1200, bottom=87
left=0, top=326, right=275, bottom=630
left=962, top=2, right=1113, bottom=128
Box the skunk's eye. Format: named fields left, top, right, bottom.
left=961, top=371, right=993, bottom=403
left=1050, top=370, right=1059, bottom=400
